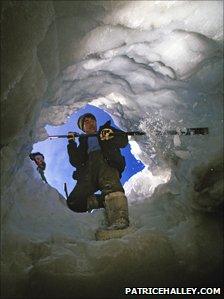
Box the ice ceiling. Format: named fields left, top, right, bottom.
left=1, top=1, right=223, bottom=298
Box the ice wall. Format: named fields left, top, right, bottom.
left=1, top=1, right=223, bottom=298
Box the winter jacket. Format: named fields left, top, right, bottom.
left=67, top=121, right=128, bottom=179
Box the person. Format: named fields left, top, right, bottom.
left=66, top=113, right=129, bottom=231
left=29, top=152, right=48, bottom=183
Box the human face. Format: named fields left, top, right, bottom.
left=34, top=155, right=44, bottom=166
left=83, top=117, right=97, bottom=134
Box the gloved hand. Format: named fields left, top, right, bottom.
left=100, top=128, right=114, bottom=141
left=67, top=132, right=76, bottom=142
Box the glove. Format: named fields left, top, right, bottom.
left=100, top=128, right=114, bottom=141
left=67, top=132, right=76, bottom=142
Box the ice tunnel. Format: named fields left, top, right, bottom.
left=1, top=1, right=223, bottom=298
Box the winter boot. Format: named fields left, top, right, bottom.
left=87, top=194, right=105, bottom=212
left=105, top=191, right=129, bottom=230
left=95, top=192, right=132, bottom=240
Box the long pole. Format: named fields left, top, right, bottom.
left=49, top=131, right=146, bottom=139
left=48, top=127, right=209, bottom=139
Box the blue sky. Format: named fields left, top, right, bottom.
left=32, top=104, right=145, bottom=197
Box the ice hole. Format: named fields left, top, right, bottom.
left=31, top=104, right=145, bottom=198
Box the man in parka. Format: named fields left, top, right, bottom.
left=29, top=152, right=48, bottom=183
left=66, top=113, right=129, bottom=232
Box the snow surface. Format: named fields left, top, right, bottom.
left=1, top=1, right=223, bottom=298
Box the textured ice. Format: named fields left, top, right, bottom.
left=124, top=167, right=171, bottom=203
left=1, top=1, right=223, bottom=298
